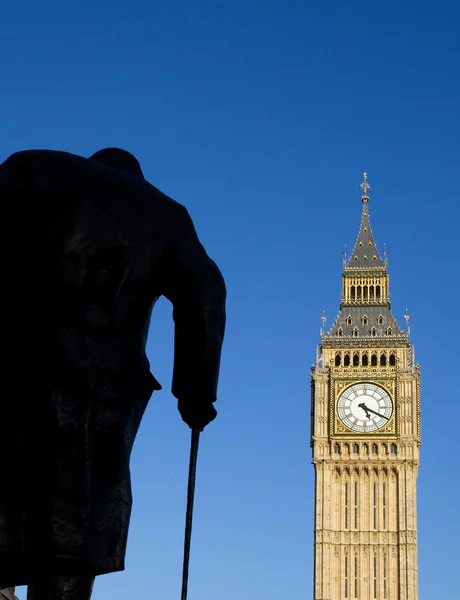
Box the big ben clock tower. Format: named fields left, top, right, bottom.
left=311, top=174, right=421, bottom=600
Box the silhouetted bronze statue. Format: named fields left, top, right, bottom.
left=0, top=148, right=226, bottom=600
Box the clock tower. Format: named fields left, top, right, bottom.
left=311, top=175, right=421, bottom=600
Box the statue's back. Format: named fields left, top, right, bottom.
left=0, top=150, right=187, bottom=581
left=0, top=148, right=226, bottom=591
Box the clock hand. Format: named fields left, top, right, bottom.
left=359, top=402, right=390, bottom=421
left=358, top=402, right=371, bottom=419
left=365, top=406, right=390, bottom=420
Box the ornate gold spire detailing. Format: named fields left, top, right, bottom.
left=360, top=172, right=371, bottom=201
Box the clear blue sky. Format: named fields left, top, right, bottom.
left=1, top=1, right=459, bottom=599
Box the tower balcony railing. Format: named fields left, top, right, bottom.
left=311, top=364, right=419, bottom=374
left=340, top=298, right=390, bottom=305
left=321, top=333, right=409, bottom=344
left=332, top=365, right=398, bottom=374
left=343, top=264, right=387, bottom=272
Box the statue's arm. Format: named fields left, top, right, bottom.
left=162, top=205, right=226, bottom=406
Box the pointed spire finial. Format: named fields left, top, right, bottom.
left=404, top=308, right=410, bottom=329
left=320, top=311, right=327, bottom=336
left=404, top=308, right=411, bottom=339
left=360, top=172, right=371, bottom=201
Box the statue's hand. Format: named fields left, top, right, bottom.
left=178, top=399, right=217, bottom=430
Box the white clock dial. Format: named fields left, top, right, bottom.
left=337, top=382, right=393, bottom=432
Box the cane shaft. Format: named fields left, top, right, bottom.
left=181, top=428, right=200, bottom=600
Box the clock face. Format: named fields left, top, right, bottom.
left=337, top=382, right=393, bottom=432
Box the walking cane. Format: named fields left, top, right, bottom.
left=181, top=427, right=201, bottom=600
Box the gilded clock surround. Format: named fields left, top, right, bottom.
left=335, top=380, right=395, bottom=435
left=310, top=174, right=421, bottom=600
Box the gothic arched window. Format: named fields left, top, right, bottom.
left=362, top=353, right=369, bottom=366
left=335, top=353, right=341, bottom=366
left=389, top=354, right=396, bottom=366
left=380, top=354, right=387, bottom=366
left=371, top=353, right=377, bottom=366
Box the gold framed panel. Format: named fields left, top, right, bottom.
left=330, top=373, right=398, bottom=439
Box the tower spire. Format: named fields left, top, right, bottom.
left=347, top=172, right=384, bottom=268
left=322, top=172, right=407, bottom=340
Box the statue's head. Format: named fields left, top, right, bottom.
left=89, top=148, right=145, bottom=179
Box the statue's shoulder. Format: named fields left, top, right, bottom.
left=3, top=148, right=79, bottom=162
left=1, top=149, right=88, bottom=174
